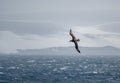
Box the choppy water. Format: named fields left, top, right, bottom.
left=0, top=55, right=120, bottom=83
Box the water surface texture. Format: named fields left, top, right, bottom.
left=0, top=55, right=120, bottom=83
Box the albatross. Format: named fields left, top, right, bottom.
left=69, top=29, right=80, bottom=53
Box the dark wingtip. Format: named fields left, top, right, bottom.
left=76, top=49, right=81, bottom=53
left=78, top=49, right=81, bottom=53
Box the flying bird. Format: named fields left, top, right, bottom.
left=69, top=29, right=80, bottom=53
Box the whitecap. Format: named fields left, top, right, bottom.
left=66, top=63, right=71, bottom=65
left=16, top=67, right=20, bottom=69
left=64, top=76, right=68, bottom=79
left=0, top=66, right=4, bottom=69
left=41, top=63, right=46, bottom=65
left=42, top=63, right=51, bottom=66
left=48, top=66, right=52, bottom=68
left=83, top=65, right=88, bottom=69
left=47, top=59, right=56, bottom=63
left=47, top=64, right=52, bottom=65
left=60, top=66, right=69, bottom=70
left=53, top=68, right=58, bottom=71
left=84, top=71, right=98, bottom=74
left=8, top=66, right=16, bottom=69
left=93, top=71, right=98, bottom=74
left=27, top=60, right=35, bottom=63
left=0, top=72, right=4, bottom=74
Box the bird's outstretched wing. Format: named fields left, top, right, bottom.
left=74, top=41, right=80, bottom=53
left=69, top=29, right=76, bottom=39
left=69, top=29, right=80, bottom=53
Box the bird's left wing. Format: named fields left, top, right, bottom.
left=69, top=29, right=76, bottom=39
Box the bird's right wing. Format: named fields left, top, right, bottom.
left=74, top=41, right=80, bottom=53
left=69, top=29, right=76, bottom=39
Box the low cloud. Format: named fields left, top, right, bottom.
left=83, top=34, right=96, bottom=39
left=0, top=21, right=66, bottom=36
left=97, top=22, right=120, bottom=33
left=72, top=25, right=120, bottom=48
left=0, top=31, right=70, bottom=54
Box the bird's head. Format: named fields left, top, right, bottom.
left=77, top=39, right=80, bottom=42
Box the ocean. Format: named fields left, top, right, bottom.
left=0, top=55, right=120, bottom=83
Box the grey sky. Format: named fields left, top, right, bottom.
left=98, top=22, right=120, bottom=33
left=0, top=0, right=120, bottom=53
left=0, top=0, right=120, bottom=25
left=0, top=21, right=66, bottom=36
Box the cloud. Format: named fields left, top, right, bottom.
left=1, top=10, right=120, bottom=26
left=0, top=31, right=33, bottom=53
left=0, top=31, right=70, bottom=54
left=0, top=23, right=120, bottom=54
left=0, top=21, right=67, bottom=36
left=1, top=0, right=120, bottom=26
left=96, top=22, right=120, bottom=33
left=72, top=25, right=120, bottom=48
left=104, top=36, right=120, bottom=48
left=0, top=0, right=120, bottom=27
left=73, top=26, right=110, bottom=34
left=83, top=34, right=96, bottom=39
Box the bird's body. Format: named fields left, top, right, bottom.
left=69, top=29, right=80, bottom=53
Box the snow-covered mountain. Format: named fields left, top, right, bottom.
left=17, top=46, right=120, bottom=56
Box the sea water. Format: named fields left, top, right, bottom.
left=0, top=55, right=120, bottom=83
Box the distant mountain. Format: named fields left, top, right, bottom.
left=17, top=46, right=120, bottom=56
